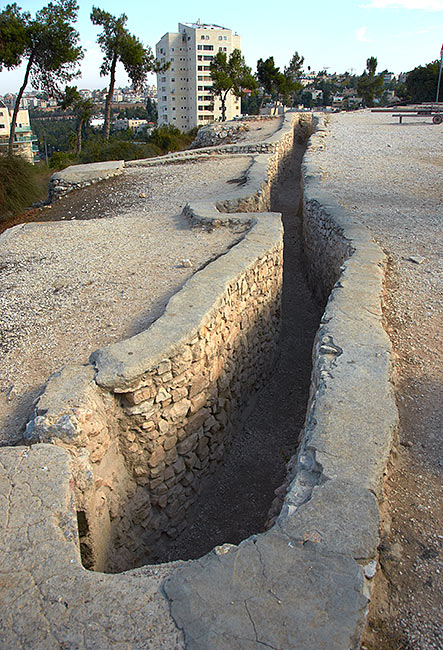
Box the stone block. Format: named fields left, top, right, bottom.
left=187, top=409, right=208, bottom=432
left=163, top=435, right=177, bottom=451
left=172, top=386, right=188, bottom=402
left=190, top=391, right=207, bottom=413
left=164, top=448, right=178, bottom=465
left=177, top=432, right=199, bottom=456
left=166, top=399, right=191, bottom=423
left=148, top=446, right=166, bottom=468
left=157, top=359, right=172, bottom=375
left=155, top=387, right=172, bottom=403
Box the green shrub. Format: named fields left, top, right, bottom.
left=0, top=156, right=49, bottom=221
left=146, top=125, right=195, bottom=153
left=49, top=151, right=78, bottom=169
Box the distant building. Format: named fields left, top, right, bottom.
left=113, top=117, right=150, bottom=131
left=383, top=72, right=395, bottom=86
left=0, top=101, right=38, bottom=163
left=156, top=21, right=241, bottom=130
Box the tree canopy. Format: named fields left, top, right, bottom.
left=284, top=51, right=304, bottom=84
left=405, top=60, right=441, bottom=103
left=357, top=56, right=384, bottom=107
left=209, top=49, right=256, bottom=122
left=91, top=7, right=164, bottom=140
left=60, top=85, right=94, bottom=153
left=256, top=56, right=280, bottom=109
left=0, top=0, right=83, bottom=154
left=256, top=52, right=304, bottom=111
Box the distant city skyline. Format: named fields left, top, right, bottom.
left=1, top=0, right=442, bottom=94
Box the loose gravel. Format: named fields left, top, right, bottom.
left=311, top=110, right=442, bottom=650
left=0, top=156, right=252, bottom=446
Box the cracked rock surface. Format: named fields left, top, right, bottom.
left=0, top=444, right=183, bottom=649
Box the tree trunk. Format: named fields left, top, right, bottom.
left=8, top=53, right=34, bottom=156
left=77, top=118, right=83, bottom=154
left=221, top=90, right=229, bottom=122
left=103, top=54, right=117, bottom=141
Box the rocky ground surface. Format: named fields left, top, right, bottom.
left=190, top=116, right=282, bottom=148
left=312, top=110, right=442, bottom=650
left=0, top=156, right=252, bottom=446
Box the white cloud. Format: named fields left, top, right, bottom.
left=362, top=0, right=443, bottom=9
left=356, top=26, right=372, bottom=41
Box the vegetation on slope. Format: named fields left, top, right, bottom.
left=0, top=156, right=51, bottom=222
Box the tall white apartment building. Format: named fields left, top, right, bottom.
left=156, top=21, right=241, bottom=130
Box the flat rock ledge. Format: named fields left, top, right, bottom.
left=0, top=113, right=397, bottom=649
left=48, top=160, right=125, bottom=201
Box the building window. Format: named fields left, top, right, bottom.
left=218, top=36, right=222, bottom=40
left=198, top=55, right=202, bottom=61
left=198, top=86, right=203, bottom=90
left=198, top=66, right=203, bottom=71
left=162, top=96, right=167, bottom=101
left=203, top=55, right=212, bottom=60
left=203, top=45, right=213, bottom=50
left=198, top=45, right=202, bottom=50
left=201, top=35, right=205, bottom=40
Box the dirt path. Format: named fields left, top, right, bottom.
left=153, top=143, right=322, bottom=564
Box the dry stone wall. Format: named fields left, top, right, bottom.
left=24, top=113, right=304, bottom=572
left=0, top=112, right=399, bottom=649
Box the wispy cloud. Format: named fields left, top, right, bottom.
left=356, top=26, right=372, bottom=42
left=362, top=0, right=443, bottom=9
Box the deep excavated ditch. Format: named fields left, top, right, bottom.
left=76, top=139, right=323, bottom=570
left=150, top=144, right=322, bottom=562
left=149, top=142, right=322, bottom=563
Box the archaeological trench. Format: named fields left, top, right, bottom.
left=0, top=113, right=397, bottom=649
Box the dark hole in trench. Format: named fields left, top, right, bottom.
left=77, top=511, right=94, bottom=570
left=79, top=140, right=322, bottom=571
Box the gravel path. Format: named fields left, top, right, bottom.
left=0, top=156, right=252, bottom=446
left=311, top=110, right=442, bottom=650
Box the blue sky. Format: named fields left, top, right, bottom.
left=1, top=0, right=443, bottom=93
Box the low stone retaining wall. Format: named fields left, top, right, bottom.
left=22, top=112, right=303, bottom=573
left=48, top=160, right=125, bottom=201
left=0, top=112, right=398, bottom=649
